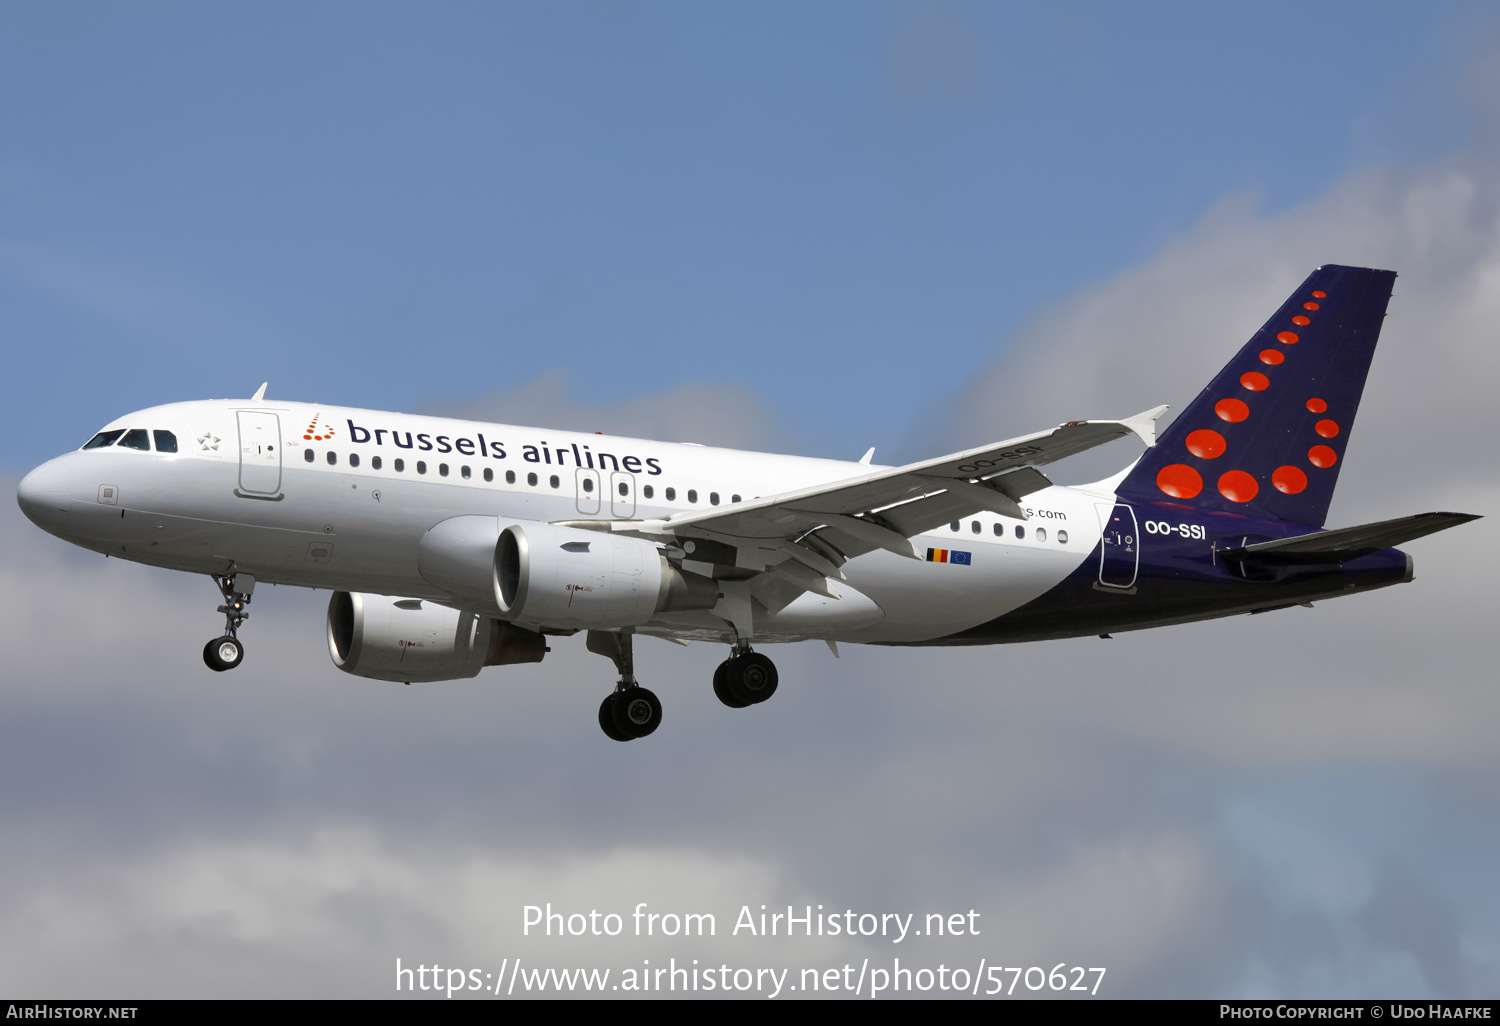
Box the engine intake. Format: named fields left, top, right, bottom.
left=494, top=522, right=718, bottom=629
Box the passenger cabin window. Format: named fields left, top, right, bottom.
left=394, top=459, right=405, bottom=472
left=1036, top=527, right=1046, bottom=542
left=119, top=429, right=151, bottom=451
left=971, top=521, right=980, bottom=534
left=304, top=449, right=315, bottom=463
left=326, top=451, right=337, bottom=465
left=619, top=481, right=629, bottom=496
left=527, top=472, right=538, bottom=486
left=417, top=461, right=427, bottom=474
left=439, top=463, right=449, bottom=477
left=732, top=494, right=741, bottom=503
left=461, top=465, right=470, bottom=479
left=950, top=522, right=959, bottom=532
left=153, top=430, right=178, bottom=453
left=506, top=470, right=515, bottom=484
left=709, top=492, right=720, bottom=505
left=83, top=430, right=125, bottom=449
left=549, top=475, right=560, bottom=488
left=1015, top=525, right=1025, bottom=539
left=992, top=524, right=1003, bottom=537
left=665, top=487, right=676, bottom=501
left=687, top=490, right=697, bottom=503
left=349, top=453, right=360, bottom=468
left=483, top=468, right=492, bottom=482
left=1057, top=530, right=1069, bottom=544
left=372, top=456, right=383, bottom=470
left=643, top=485, right=654, bottom=499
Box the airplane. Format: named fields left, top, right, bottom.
left=16, top=265, right=1480, bottom=741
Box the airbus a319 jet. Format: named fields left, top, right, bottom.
left=17, top=265, right=1479, bottom=741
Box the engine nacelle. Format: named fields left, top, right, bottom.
left=327, top=592, right=547, bottom=683
left=494, top=522, right=718, bottom=629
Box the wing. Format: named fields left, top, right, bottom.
left=569, top=407, right=1167, bottom=584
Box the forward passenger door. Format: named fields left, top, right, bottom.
left=236, top=411, right=282, bottom=498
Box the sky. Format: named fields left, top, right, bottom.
left=2, top=0, right=1498, bottom=1000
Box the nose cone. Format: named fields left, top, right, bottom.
left=17, top=458, right=77, bottom=534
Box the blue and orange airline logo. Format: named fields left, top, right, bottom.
left=303, top=413, right=336, bottom=442
left=1155, top=288, right=1339, bottom=504
left=926, top=548, right=972, bottom=565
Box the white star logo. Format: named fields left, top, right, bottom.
left=197, top=432, right=220, bottom=451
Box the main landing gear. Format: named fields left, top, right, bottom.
left=203, top=573, right=254, bottom=672
left=587, top=631, right=663, bottom=742
left=584, top=632, right=781, bottom=740
left=713, top=643, right=778, bottom=708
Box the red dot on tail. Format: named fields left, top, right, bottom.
left=1308, top=445, right=1338, bottom=468
left=1315, top=419, right=1340, bottom=438
left=1157, top=464, right=1203, bottom=499
left=1259, top=349, right=1285, bottom=365
left=1272, top=465, right=1308, bottom=494
left=1303, top=301, right=1320, bottom=310
left=1215, top=398, right=1250, bottom=423
left=1186, top=429, right=1227, bottom=459
left=1240, top=371, right=1270, bottom=391
left=1312, top=291, right=1326, bottom=298
left=1306, top=398, right=1327, bottom=413
left=1217, top=470, right=1259, bottom=503
left=303, top=434, right=312, bottom=440
left=1292, top=315, right=1310, bottom=326
left=1277, top=331, right=1300, bottom=344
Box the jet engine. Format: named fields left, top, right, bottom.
left=327, top=592, right=547, bottom=683
left=494, top=522, right=719, bottom=630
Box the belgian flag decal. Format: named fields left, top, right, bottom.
left=926, top=548, right=972, bottom=565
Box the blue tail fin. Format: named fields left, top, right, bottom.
left=1118, top=265, right=1396, bottom=528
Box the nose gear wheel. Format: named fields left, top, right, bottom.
left=203, top=636, right=244, bottom=671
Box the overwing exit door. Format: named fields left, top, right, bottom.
left=610, top=472, right=636, bottom=518
left=575, top=467, right=601, bottom=515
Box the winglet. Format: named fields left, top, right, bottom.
left=1120, top=405, right=1169, bottom=447
left=251, top=382, right=268, bottom=401
left=859, top=447, right=875, bottom=465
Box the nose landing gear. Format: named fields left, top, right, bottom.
left=587, top=630, right=663, bottom=742
left=203, top=573, right=254, bottom=672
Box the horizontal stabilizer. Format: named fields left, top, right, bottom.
left=1221, top=512, right=1481, bottom=565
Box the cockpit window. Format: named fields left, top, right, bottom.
left=82, top=430, right=125, bottom=450
left=118, top=429, right=151, bottom=451
left=153, top=430, right=178, bottom=453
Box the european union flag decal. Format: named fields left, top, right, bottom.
left=950, top=550, right=972, bottom=565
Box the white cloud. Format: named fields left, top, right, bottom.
left=0, top=829, right=788, bottom=997
left=935, top=162, right=1500, bottom=515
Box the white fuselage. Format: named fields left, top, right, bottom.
left=19, top=398, right=1113, bottom=645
